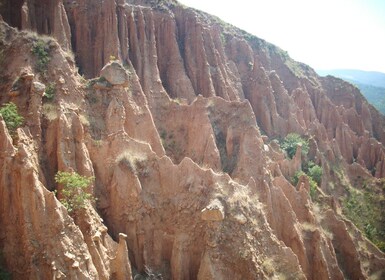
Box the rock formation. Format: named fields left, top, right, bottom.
left=0, top=0, right=385, bottom=279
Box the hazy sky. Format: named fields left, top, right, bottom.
left=178, top=0, right=385, bottom=73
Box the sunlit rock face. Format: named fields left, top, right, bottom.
left=0, top=1, right=385, bottom=279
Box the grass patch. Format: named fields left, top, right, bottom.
left=159, top=129, right=183, bottom=161
left=116, top=152, right=148, bottom=175
left=79, top=114, right=90, bottom=126
left=42, top=103, right=58, bottom=121
left=342, top=183, right=385, bottom=252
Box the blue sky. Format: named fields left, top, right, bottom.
left=178, top=0, right=385, bottom=73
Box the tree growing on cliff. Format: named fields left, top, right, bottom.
left=55, top=171, right=94, bottom=213
left=280, top=133, right=309, bottom=159
left=0, top=102, right=24, bottom=135
left=31, top=39, right=51, bottom=73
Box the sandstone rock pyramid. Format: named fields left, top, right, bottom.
left=0, top=0, right=384, bottom=279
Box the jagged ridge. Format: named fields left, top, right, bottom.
left=0, top=0, right=385, bottom=279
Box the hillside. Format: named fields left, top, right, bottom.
left=345, top=81, right=385, bottom=115
left=0, top=0, right=385, bottom=279
left=318, top=69, right=385, bottom=114
left=317, top=69, right=385, bottom=88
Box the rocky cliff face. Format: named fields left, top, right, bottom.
left=1, top=0, right=385, bottom=279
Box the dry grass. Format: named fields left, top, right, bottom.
left=301, top=222, right=317, bottom=232
left=262, top=258, right=275, bottom=276
left=116, top=151, right=148, bottom=175
left=42, top=103, right=58, bottom=121
left=79, top=114, right=90, bottom=126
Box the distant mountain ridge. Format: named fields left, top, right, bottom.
left=317, top=69, right=385, bottom=114
left=317, top=69, right=385, bottom=88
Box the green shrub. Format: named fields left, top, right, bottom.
left=55, top=171, right=94, bottom=213
left=293, top=171, right=318, bottom=200
left=31, top=39, right=50, bottom=73
left=308, top=164, right=323, bottom=185
left=280, top=133, right=309, bottom=159
left=0, top=102, right=24, bottom=134
left=44, top=83, right=56, bottom=100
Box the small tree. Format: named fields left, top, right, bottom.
left=0, top=102, right=24, bottom=134
left=293, top=171, right=318, bottom=200
left=308, top=164, right=323, bottom=185
left=55, top=171, right=94, bottom=213
left=280, top=133, right=309, bottom=159
left=31, top=39, right=50, bottom=73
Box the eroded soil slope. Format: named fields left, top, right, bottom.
left=0, top=0, right=385, bottom=279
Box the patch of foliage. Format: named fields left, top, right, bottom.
left=55, top=171, right=94, bottom=214
left=44, top=83, right=56, bottom=100
left=306, top=161, right=323, bottom=185
left=86, top=76, right=111, bottom=89
left=0, top=267, right=11, bottom=280
left=292, top=170, right=318, bottom=200
left=159, top=129, right=183, bottom=162
left=280, top=133, right=309, bottom=159
left=0, top=102, right=24, bottom=134
left=343, top=183, right=385, bottom=252
left=0, top=50, right=4, bottom=67
left=349, top=81, right=385, bottom=115
left=31, top=39, right=50, bottom=73
left=0, top=251, right=11, bottom=280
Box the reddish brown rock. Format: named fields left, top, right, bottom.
left=0, top=0, right=72, bottom=50
left=1, top=2, right=385, bottom=280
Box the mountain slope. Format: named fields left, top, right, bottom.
left=0, top=0, right=385, bottom=279
left=317, top=69, right=385, bottom=88
left=317, top=69, right=385, bottom=114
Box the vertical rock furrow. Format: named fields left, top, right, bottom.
left=153, top=10, right=196, bottom=101
left=64, top=0, right=120, bottom=77
left=0, top=127, right=99, bottom=279
left=126, top=6, right=169, bottom=105
left=174, top=9, right=215, bottom=97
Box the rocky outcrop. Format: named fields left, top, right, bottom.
left=100, top=61, right=129, bottom=87
left=0, top=0, right=71, bottom=50
left=1, top=1, right=385, bottom=280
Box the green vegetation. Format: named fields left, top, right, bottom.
left=350, top=81, right=385, bottom=115
left=159, top=129, right=182, bottom=161
left=292, top=170, right=318, bottom=200
left=342, top=181, right=385, bottom=252
left=86, top=76, right=111, bottom=89
left=54, top=171, right=94, bottom=213
left=280, top=133, right=309, bottom=159
left=31, top=39, right=50, bottom=73
left=44, top=83, right=56, bottom=100
left=307, top=163, right=322, bottom=185
left=0, top=49, right=4, bottom=67
left=0, top=102, right=24, bottom=134
left=0, top=267, right=10, bottom=280
left=316, top=69, right=385, bottom=115
left=292, top=161, right=322, bottom=200
left=0, top=252, right=10, bottom=280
